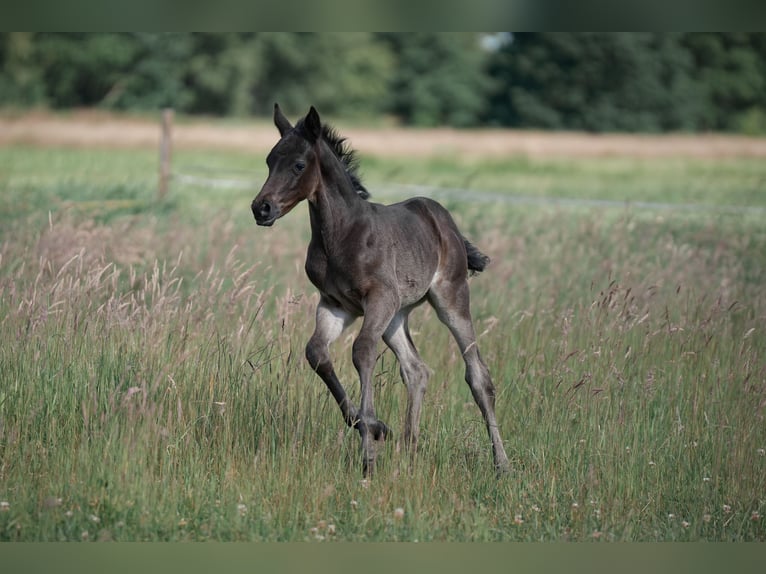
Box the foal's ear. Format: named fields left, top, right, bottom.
left=303, top=106, right=322, bottom=144
left=273, top=103, right=293, bottom=136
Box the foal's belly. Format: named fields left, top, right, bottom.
left=305, top=261, right=432, bottom=316
left=396, top=274, right=432, bottom=308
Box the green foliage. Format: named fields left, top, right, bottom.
left=184, top=33, right=258, bottom=116
left=19, top=33, right=195, bottom=111
left=379, top=33, right=490, bottom=126
left=486, top=33, right=698, bottom=131
left=251, top=33, right=394, bottom=118
left=0, top=33, right=46, bottom=105
left=682, top=33, right=766, bottom=132
left=485, top=33, right=766, bottom=133
left=3, top=33, right=766, bottom=132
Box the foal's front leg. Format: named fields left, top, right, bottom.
left=353, top=290, right=399, bottom=476
left=305, top=301, right=358, bottom=428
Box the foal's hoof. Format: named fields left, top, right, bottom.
left=354, top=417, right=391, bottom=442
left=373, top=420, right=391, bottom=442
left=495, top=461, right=511, bottom=478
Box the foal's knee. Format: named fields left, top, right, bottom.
left=352, top=336, right=377, bottom=373
left=305, top=338, right=327, bottom=371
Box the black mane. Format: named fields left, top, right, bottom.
left=297, top=120, right=369, bottom=199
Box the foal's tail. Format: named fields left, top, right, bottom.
left=463, top=236, right=490, bottom=275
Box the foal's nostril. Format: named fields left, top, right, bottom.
left=252, top=200, right=272, bottom=220
left=252, top=199, right=278, bottom=226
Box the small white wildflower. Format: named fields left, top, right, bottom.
left=668, top=513, right=675, bottom=520
left=648, top=461, right=656, bottom=467
left=531, top=505, right=541, bottom=513
left=393, top=507, right=405, bottom=520
left=237, top=503, right=247, bottom=516
left=327, top=524, right=336, bottom=535
left=752, top=511, right=761, bottom=521
left=513, top=514, right=524, bottom=525
left=89, top=514, right=100, bottom=523
left=571, top=502, right=579, bottom=509
left=703, top=477, right=711, bottom=483
left=81, top=530, right=89, bottom=541
left=703, top=514, right=712, bottom=523
left=350, top=499, right=358, bottom=509
left=723, top=504, right=732, bottom=514
left=65, top=510, right=74, bottom=518
left=360, top=479, right=370, bottom=489
left=0, top=501, right=9, bottom=512
left=681, top=520, right=690, bottom=528
left=757, top=448, right=765, bottom=456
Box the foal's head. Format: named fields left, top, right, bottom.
left=251, top=104, right=321, bottom=226
left=251, top=104, right=368, bottom=227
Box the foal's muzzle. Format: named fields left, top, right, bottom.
left=251, top=198, right=279, bottom=227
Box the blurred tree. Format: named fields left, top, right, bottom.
left=486, top=33, right=707, bottom=132
left=683, top=33, right=766, bottom=133
left=0, top=33, right=47, bottom=106
left=249, top=33, right=394, bottom=118
left=378, top=33, right=490, bottom=126
left=35, top=33, right=140, bottom=108
left=6, top=33, right=195, bottom=111
left=183, top=33, right=259, bottom=116
left=2, top=33, right=765, bottom=133
left=106, top=33, right=195, bottom=111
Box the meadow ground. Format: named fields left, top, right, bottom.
left=0, top=112, right=764, bottom=541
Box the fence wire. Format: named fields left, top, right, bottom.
left=173, top=168, right=765, bottom=215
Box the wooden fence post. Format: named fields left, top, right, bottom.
left=158, top=108, right=174, bottom=200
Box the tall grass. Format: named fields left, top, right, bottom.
left=0, top=146, right=764, bottom=541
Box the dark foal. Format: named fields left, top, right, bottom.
left=251, top=104, right=509, bottom=476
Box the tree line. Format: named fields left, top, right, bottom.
left=1, top=33, right=765, bottom=133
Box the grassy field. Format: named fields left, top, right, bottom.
left=1, top=130, right=765, bottom=541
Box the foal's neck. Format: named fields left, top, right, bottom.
left=308, top=141, right=367, bottom=243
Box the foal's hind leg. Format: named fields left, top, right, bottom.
left=383, top=311, right=431, bottom=454
left=429, top=281, right=510, bottom=474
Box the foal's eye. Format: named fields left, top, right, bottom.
left=294, top=161, right=306, bottom=174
